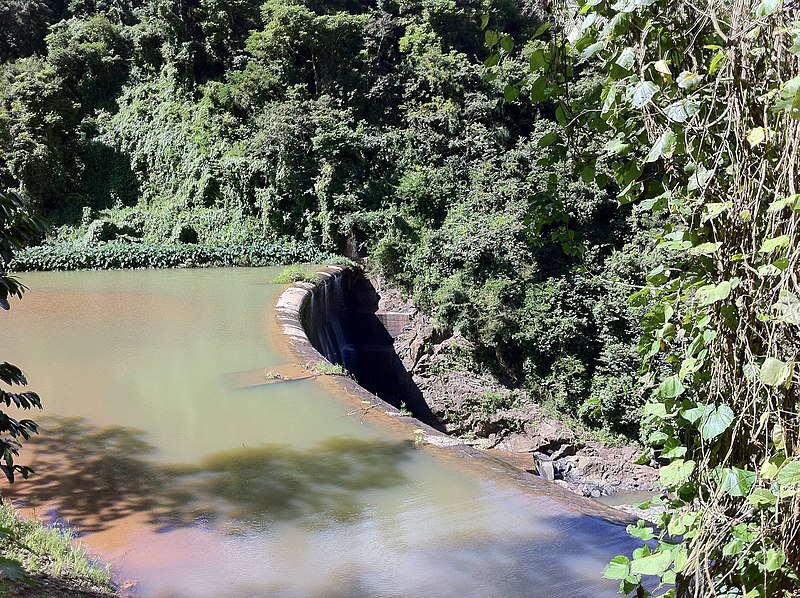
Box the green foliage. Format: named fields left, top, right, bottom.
left=497, top=1, right=800, bottom=595
left=311, top=361, right=348, bottom=376
left=0, top=190, right=44, bottom=486
left=0, top=190, right=45, bottom=581
left=440, top=389, right=525, bottom=438
left=1, top=0, right=658, bottom=444
left=0, top=503, right=112, bottom=588
left=0, top=0, right=54, bottom=62
left=271, top=264, right=317, bottom=284
left=10, top=240, right=339, bottom=271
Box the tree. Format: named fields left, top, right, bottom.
left=0, top=0, right=54, bottom=62
left=0, top=189, right=45, bottom=486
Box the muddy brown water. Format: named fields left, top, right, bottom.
left=1, top=268, right=639, bottom=597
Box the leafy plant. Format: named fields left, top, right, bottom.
left=271, top=265, right=317, bottom=284
left=0, top=190, right=45, bottom=581
left=311, top=362, right=347, bottom=376
left=490, top=1, right=800, bottom=595
left=10, top=240, right=340, bottom=272
left=0, top=190, right=44, bottom=485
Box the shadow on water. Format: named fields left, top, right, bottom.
left=7, top=417, right=649, bottom=597
left=8, top=416, right=414, bottom=535
left=7, top=417, right=162, bottom=533
left=157, top=436, right=416, bottom=529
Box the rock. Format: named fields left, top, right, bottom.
left=494, top=433, right=539, bottom=453
left=551, top=443, right=579, bottom=460
left=376, top=277, right=662, bottom=502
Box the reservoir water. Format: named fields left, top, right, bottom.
left=1, top=268, right=637, bottom=597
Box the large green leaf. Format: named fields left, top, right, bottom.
left=676, top=71, right=703, bottom=90
left=615, top=47, right=635, bottom=70
left=746, top=127, right=766, bottom=146
left=688, top=242, right=722, bottom=256
left=697, top=280, right=732, bottom=306
left=773, top=292, right=800, bottom=324
left=529, top=49, right=546, bottom=70
left=645, top=130, right=677, bottom=163
left=680, top=403, right=705, bottom=424
left=627, top=520, right=654, bottom=541
left=701, top=201, right=732, bottom=222
left=660, top=459, right=695, bottom=486
left=658, top=375, right=685, bottom=399
left=665, top=99, right=699, bottom=122
left=603, top=555, right=631, bottom=580
left=759, top=235, right=790, bottom=253
left=630, top=80, right=658, bottom=108
left=718, top=467, right=756, bottom=496
left=579, top=41, right=605, bottom=62
left=754, top=0, right=782, bottom=16
left=700, top=404, right=734, bottom=440
left=747, top=488, right=777, bottom=507
left=766, top=194, right=800, bottom=213
left=760, top=357, right=790, bottom=386
left=644, top=402, right=668, bottom=417
left=504, top=85, right=520, bottom=102
left=603, top=131, right=632, bottom=154
left=776, top=459, right=800, bottom=486
left=537, top=132, right=558, bottom=147
left=630, top=550, right=672, bottom=576
left=764, top=549, right=786, bottom=572
left=761, top=456, right=784, bottom=480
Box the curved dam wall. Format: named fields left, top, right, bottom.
left=275, top=265, right=633, bottom=521
left=301, top=267, right=440, bottom=427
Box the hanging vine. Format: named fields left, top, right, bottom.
left=486, top=0, right=800, bottom=595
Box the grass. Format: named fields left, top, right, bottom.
left=271, top=265, right=317, bottom=284
left=311, top=361, right=348, bottom=376
left=0, top=503, right=115, bottom=595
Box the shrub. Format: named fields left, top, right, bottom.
left=9, top=240, right=344, bottom=272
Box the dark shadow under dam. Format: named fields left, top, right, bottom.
left=304, top=269, right=443, bottom=430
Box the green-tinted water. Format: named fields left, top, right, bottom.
left=2, top=268, right=635, bottom=597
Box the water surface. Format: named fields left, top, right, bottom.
left=1, top=268, right=636, bottom=597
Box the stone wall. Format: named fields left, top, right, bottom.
left=300, top=267, right=438, bottom=426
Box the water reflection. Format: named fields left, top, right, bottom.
left=11, top=416, right=414, bottom=534
left=160, top=436, right=415, bottom=529
left=9, top=420, right=640, bottom=597
left=2, top=269, right=640, bottom=597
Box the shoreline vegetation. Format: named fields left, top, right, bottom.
left=9, top=241, right=346, bottom=272
left=0, top=503, right=117, bottom=598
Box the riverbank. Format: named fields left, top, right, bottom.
left=0, top=504, right=117, bottom=597
left=370, top=273, right=661, bottom=501
left=277, top=265, right=660, bottom=524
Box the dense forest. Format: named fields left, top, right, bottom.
left=2, top=0, right=798, bottom=596
left=0, top=0, right=658, bottom=438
